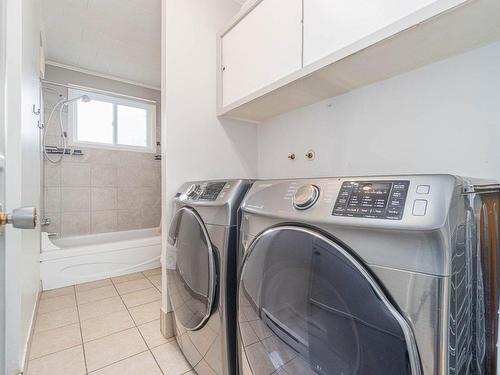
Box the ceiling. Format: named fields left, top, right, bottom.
left=42, top=0, right=161, bottom=89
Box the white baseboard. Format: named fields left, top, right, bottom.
left=20, top=289, right=41, bottom=374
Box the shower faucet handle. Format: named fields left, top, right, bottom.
left=0, top=206, right=37, bottom=229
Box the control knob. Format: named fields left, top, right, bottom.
left=186, top=184, right=201, bottom=198
left=293, top=185, right=320, bottom=210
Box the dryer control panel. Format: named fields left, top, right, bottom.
left=183, top=181, right=228, bottom=201
left=199, top=182, right=226, bottom=200
left=333, top=180, right=409, bottom=220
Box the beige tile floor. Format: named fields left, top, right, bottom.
left=26, top=268, right=194, bottom=375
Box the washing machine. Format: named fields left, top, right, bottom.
left=166, top=179, right=252, bottom=375
left=237, top=175, right=499, bottom=375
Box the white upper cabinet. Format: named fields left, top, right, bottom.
left=220, top=0, right=303, bottom=108
left=303, top=0, right=439, bottom=66
left=217, top=0, right=500, bottom=122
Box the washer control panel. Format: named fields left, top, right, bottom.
left=333, top=180, right=410, bottom=220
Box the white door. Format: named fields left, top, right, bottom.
left=0, top=0, right=6, bottom=370
left=221, top=0, right=303, bottom=107
left=3, top=0, right=42, bottom=373
left=303, top=0, right=464, bottom=66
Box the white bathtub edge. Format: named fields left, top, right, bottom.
left=40, top=230, right=162, bottom=290
left=41, top=231, right=61, bottom=251
left=40, top=236, right=161, bottom=261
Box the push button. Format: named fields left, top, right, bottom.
left=416, top=185, right=430, bottom=194
left=412, top=200, right=428, bottom=216
left=387, top=208, right=401, bottom=216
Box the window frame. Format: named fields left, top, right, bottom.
left=67, top=87, right=157, bottom=153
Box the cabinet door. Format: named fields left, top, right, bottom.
left=221, top=0, right=302, bottom=108
left=303, top=0, right=439, bottom=66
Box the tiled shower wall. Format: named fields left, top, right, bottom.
left=43, top=149, right=161, bottom=237
left=42, top=67, right=161, bottom=238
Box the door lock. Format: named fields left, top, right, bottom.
left=0, top=207, right=37, bottom=229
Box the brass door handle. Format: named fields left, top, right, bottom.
left=0, top=207, right=37, bottom=229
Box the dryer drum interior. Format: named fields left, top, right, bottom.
left=238, top=226, right=421, bottom=375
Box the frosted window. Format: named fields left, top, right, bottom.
left=117, top=105, right=148, bottom=147
left=76, top=100, right=114, bottom=144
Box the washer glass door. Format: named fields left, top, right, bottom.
left=238, top=226, right=420, bottom=375
left=167, top=207, right=216, bottom=330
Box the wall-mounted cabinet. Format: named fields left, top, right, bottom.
left=217, top=0, right=500, bottom=122
left=221, top=0, right=303, bottom=107
left=303, top=0, right=441, bottom=66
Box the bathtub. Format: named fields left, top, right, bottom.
left=40, top=228, right=162, bottom=290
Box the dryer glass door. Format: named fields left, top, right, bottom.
left=167, top=207, right=216, bottom=330
left=238, top=226, right=420, bottom=375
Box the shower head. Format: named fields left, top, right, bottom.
left=63, top=95, right=91, bottom=105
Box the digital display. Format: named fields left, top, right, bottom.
left=333, top=181, right=409, bottom=220
left=199, top=182, right=226, bottom=201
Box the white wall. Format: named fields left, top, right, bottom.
left=161, top=0, right=258, bottom=311
left=258, top=41, right=500, bottom=181
left=4, top=0, right=42, bottom=372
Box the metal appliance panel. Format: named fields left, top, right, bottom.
left=167, top=179, right=252, bottom=375
left=237, top=175, right=497, bottom=375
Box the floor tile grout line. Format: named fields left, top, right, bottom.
left=74, top=285, right=90, bottom=375
left=86, top=349, right=152, bottom=374
left=111, top=274, right=165, bottom=375
left=36, top=304, right=78, bottom=318
left=76, top=297, right=120, bottom=307
left=74, top=279, right=114, bottom=291
left=37, top=293, right=77, bottom=315
left=142, top=269, right=161, bottom=276
left=29, top=271, right=163, bottom=372
left=80, top=311, right=138, bottom=343
left=115, top=282, right=155, bottom=296
left=130, top=315, right=159, bottom=327
left=137, top=335, right=166, bottom=375
left=37, top=304, right=77, bottom=315
left=119, top=284, right=158, bottom=297
left=78, top=325, right=139, bottom=345
left=76, top=294, right=120, bottom=306
left=124, top=297, right=161, bottom=310
left=39, top=291, right=75, bottom=301
left=27, top=342, right=83, bottom=362
left=78, top=279, right=136, bottom=345
left=110, top=277, right=142, bottom=329
left=144, top=273, right=161, bottom=293
left=33, top=302, right=79, bottom=333
left=77, top=282, right=146, bottom=373
left=79, top=306, right=128, bottom=324
left=35, top=303, right=128, bottom=334
left=79, top=297, right=160, bottom=325
left=149, top=349, right=166, bottom=375
left=109, top=276, right=166, bottom=375
left=33, top=320, right=80, bottom=335
left=148, top=336, right=176, bottom=350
